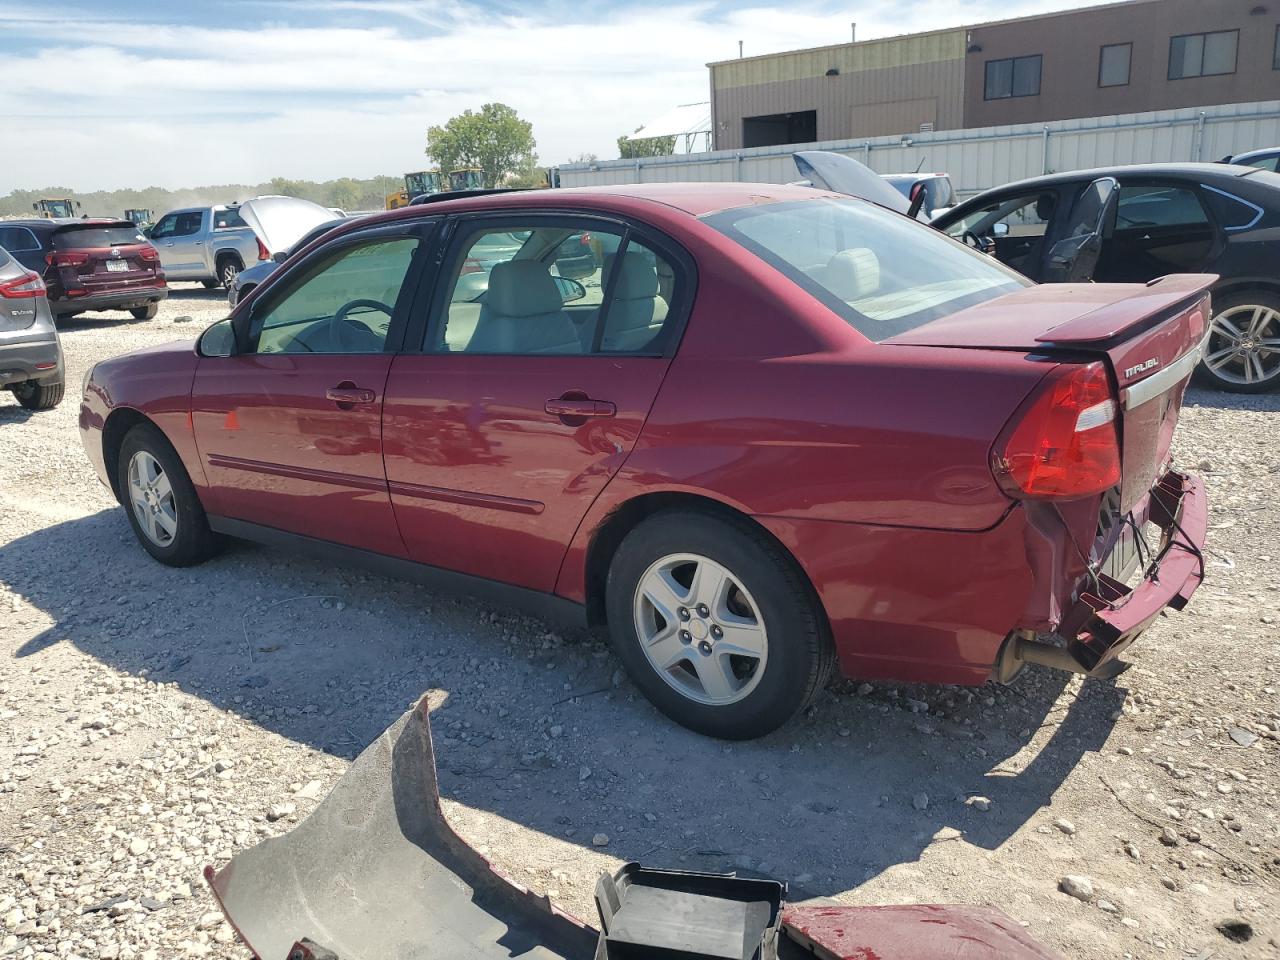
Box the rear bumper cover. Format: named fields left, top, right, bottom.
left=54, top=284, right=167, bottom=315
left=1059, top=470, right=1206, bottom=673
left=0, top=337, right=62, bottom=388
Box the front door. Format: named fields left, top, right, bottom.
left=382, top=215, right=690, bottom=591
left=150, top=211, right=206, bottom=278
left=191, top=223, right=434, bottom=556
left=941, top=189, right=1064, bottom=280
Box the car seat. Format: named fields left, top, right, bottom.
left=466, top=260, right=580, bottom=354
left=599, top=252, right=668, bottom=352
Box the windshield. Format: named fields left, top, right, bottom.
left=53, top=225, right=148, bottom=248
left=704, top=198, right=1029, bottom=341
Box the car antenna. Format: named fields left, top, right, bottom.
left=914, top=155, right=927, bottom=173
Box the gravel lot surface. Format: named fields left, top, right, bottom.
left=1, top=283, right=1278, bottom=959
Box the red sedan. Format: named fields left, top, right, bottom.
left=79, top=183, right=1209, bottom=739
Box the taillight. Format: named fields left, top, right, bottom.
left=0, top=271, right=45, bottom=299
left=994, top=361, right=1120, bottom=499
left=256, top=238, right=270, bottom=261
left=459, top=257, right=483, bottom=275
left=46, top=252, right=89, bottom=267
left=139, top=245, right=159, bottom=262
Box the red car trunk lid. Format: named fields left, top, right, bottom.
left=888, top=274, right=1214, bottom=511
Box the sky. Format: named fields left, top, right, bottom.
left=0, top=0, right=1118, bottom=191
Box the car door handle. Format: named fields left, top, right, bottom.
left=326, top=385, right=377, bottom=406
left=193, top=241, right=203, bottom=245
left=544, top=398, right=616, bottom=418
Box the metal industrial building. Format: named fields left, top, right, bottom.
left=708, top=0, right=1280, bottom=151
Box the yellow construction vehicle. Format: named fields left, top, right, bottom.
left=385, top=170, right=442, bottom=210
left=447, top=168, right=483, bottom=191
left=32, top=198, right=81, bottom=218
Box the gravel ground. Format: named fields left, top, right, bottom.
left=1, top=283, right=1278, bottom=960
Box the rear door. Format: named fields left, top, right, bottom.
left=382, top=213, right=692, bottom=591
left=1093, top=182, right=1221, bottom=283
left=191, top=220, right=436, bottom=555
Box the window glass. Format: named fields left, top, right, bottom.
left=250, top=236, right=418, bottom=354
left=213, top=208, right=247, bottom=230
left=1170, top=31, right=1237, bottom=79
left=1011, top=55, right=1041, bottom=97
left=707, top=199, right=1028, bottom=342
left=984, top=59, right=1013, bottom=100
left=1099, top=43, right=1131, bottom=87
left=152, top=213, right=202, bottom=239
left=945, top=192, right=1057, bottom=241
left=1115, top=186, right=1209, bottom=229
left=985, top=55, right=1040, bottom=99
left=1243, top=154, right=1280, bottom=173
left=53, top=226, right=147, bottom=249
left=0, top=226, right=40, bottom=252
left=148, top=215, right=178, bottom=239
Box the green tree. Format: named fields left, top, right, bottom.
left=327, top=177, right=361, bottom=210
left=617, top=133, right=677, bottom=159
left=268, top=176, right=305, bottom=197
left=426, top=103, right=537, bottom=189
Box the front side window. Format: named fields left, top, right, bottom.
left=706, top=199, right=1029, bottom=342
left=1169, top=30, right=1238, bottom=79
left=434, top=222, right=681, bottom=356
left=985, top=54, right=1042, bottom=100
left=151, top=212, right=202, bottom=239
left=1099, top=43, right=1132, bottom=87
left=249, top=236, right=419, bottom=354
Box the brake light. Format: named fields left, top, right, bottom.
left=0, top=271, right=45, bottom=299
left=139, top=245, right=159, bottom=262
left=256, top=238, right=270, bottom=261
left=46, top=252, right=89, bottom=267
left=995, top=361, right=1120, bottom=499
left=459, top=257, right=483, bottom=275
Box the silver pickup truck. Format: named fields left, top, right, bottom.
left=148, top=205, right=264, bottom=288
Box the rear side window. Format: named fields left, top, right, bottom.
left=1114, top=187, right=1209, bottom=229
left=0, top=226, right=41, bottom=252
left=53, top=226, right=148, bottom=249
left=213, top=208, right=248, bottom=229
left=705, top=198, right=1029, bottom=341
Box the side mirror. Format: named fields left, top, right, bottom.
left=272, top=251, right=288, bottom=264
left=554, top=276, right=586, bottom=303
left=198, top=319, right=236, bottom=358
left=1042, top=176, right=1118, bottom=283
left=992, top=222, right=1010, bottom=237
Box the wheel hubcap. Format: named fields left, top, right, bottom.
left=632, top=553, right=768, bottom=706
left=1205, top=304, right=1280, bottom=386
left=127, top=451, right=178, bottom=547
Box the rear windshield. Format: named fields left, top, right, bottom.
left=703, top=198, right=1028, bottom=341
left=53, top=225, right=148, bottom=249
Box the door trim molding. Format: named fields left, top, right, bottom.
left=388, top=479, right=545, bottom=514
left=206, top=453, right=386, bottom=493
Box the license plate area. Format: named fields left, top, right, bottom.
left=106, top=260, right=128, bottom=273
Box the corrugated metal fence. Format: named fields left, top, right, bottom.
left=557, top=100, right=1280, bottom=196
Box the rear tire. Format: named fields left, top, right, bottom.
left=605, top=509, right=833, bottom=739
left=130, top=304, right=159, bottom=320
left=1197, top=290, right=1280, bottom=393
left=201, top=279, right=219, bottom=289
left=12, top=380, right=64, bottom=411
left=216, top=256, right=242, bottom=290
left=116, top=423, right=219, bottom=566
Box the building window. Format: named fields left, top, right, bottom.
left=1099, top=43, right=1132, bottom=87
left=742, top=110, right=817, bottom=148
left=1169, top=30, right=1238, bottom=79
left=984, top=55, right=1042, bottom=100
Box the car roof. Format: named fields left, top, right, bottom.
left=971, top=162, right=1263, bottom=197
left=377, top=182, right=838, bottom=222
left=1231, top=147, right=1280, bottom=162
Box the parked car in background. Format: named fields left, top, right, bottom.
left=228, top=218, right=347, bottom=307
left=932, top=163, right=1280, bottom=392
left=149, top=204, right=266, bottom=289
left=0, top=219, right=167, bottom=321
left=0, top=244, right=63, bottom=410
left=1223, top=147, right=1280, bottom=172
left=882, top=172, right=956, bottom=220
left=81, top=182, right=1208, bottom=740
left=227, top=196, right=350, bottom=307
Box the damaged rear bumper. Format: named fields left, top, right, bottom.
left=1064, top=470, right=1206, bottom=673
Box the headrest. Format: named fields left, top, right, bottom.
left=604, top=251, right=659, bottom=300
left=1035, top=194, right=1056, bottom=221
left=484, top=260, right=563, bottom=317
left=824, top=248, right=880, bottom=301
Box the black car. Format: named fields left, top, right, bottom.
left=933, top=163, right=1280, bottom=392
left=0, top=219, right=167, bottom=322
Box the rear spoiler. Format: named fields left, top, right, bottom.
left=1034, top=274, right=1216, bottom=345
left=50, top=220, right=137, bottom=233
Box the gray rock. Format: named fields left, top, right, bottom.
left=1059, top=875, right=1094, bottom=902
left=591, top=833, right=609, bottom=847
left=912, top=792, right=929, bottom=811
left=1053, top=818, right=1077, bottom=836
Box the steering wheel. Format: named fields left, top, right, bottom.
left=329, top=299, right=393, bottom=352
left=961, top=230, right=984, bottom=248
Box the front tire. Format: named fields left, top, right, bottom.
left=116, top=423, right=219, bottom=566
left=130, top=303, right=159, bottom=320
left=1198, top=290, right=1280, bottom=393
left=605, top=510, right=832, bottom=739
left=12, top=379, right=64, bottom=410
left=201, top=279, right=219, bottom=289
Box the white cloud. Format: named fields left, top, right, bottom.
left=0, top=0, right=1120, bottom=190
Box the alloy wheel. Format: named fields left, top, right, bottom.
left=221, top=262, right=240, bottom=286
left=632, top=552, right=769, bottom=706
left=127, top=450, right=178, bottom=547
left=1204, top=304, right=1280, bottom=387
